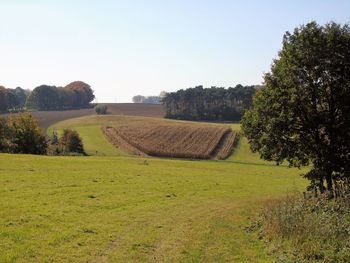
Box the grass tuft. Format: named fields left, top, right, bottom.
left=259, top=189, right=350, bottom=262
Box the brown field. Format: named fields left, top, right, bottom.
left=2, top=108, right=95, bottom=131
left=105, top=103, right=164, bottom=118
left=103, top=123, right=237, bottom=159
left=1, top=103, right=165, bottom=130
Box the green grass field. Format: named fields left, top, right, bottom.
left=0, top=115, right=308, bottom=262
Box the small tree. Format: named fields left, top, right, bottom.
left=95, top=104, right=108, bottom=115
left=59, top=129, right=85, bottom=155
left=242, top=22, right=350, bottom=193
left=8, top=113, right=47, bottom=154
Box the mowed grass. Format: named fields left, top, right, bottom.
left=0, top=115, right=308, bottom=262
left=63, top=125, right=124, bottom=156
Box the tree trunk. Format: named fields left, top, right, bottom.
left=326, top=175, right=333, bottom=191
left=319, top=177, right=325, bottom=193
left=325, top=173, right=334, bottom=198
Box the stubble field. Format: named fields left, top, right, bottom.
left=104, top=123, right=237, bottom=159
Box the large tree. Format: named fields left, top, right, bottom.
left=25, top=85, right=60, bottom=110
left=64, top=81, right=95, bottom=108
left=242, top=22, right=350, bottom=192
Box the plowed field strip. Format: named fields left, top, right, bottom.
left=211, top=131, right=237, bottom=160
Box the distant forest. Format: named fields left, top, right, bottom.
left=162, top=85, right=259, bottom=121
left=0, top=81, right=94, bottom=112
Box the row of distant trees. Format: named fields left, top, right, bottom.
left=26, top=81, right=94, bottom=110
left=132, top=91, right=167, bottom=104
left=0, top=81, right=94, bottom=112
left=162, top=85, right=259, bottom=121
left=0, top=86, right=30, bottom=112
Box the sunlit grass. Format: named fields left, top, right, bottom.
left=0, top=115, right=308, bottom=262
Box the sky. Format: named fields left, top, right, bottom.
left=0, top=1, right=349, bottom=102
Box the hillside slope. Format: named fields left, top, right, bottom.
left=0, top=146, right=306, bottom=263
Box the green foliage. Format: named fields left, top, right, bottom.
left=0, top=118, right=11, bottom=152
left=0, top=86, right=19, bottom=112
left=163, top=85, right=257, bottom=121
left=13, top=87, right=30, bottom=109
left=25, top=81, right=95, bottom=111
left=242, top=22, right=350, bottom=191
left=25, top=85, right=60, bottom=110
left=7, top=113, right=47, bottom=154
left=0, top=86, right=30, bottom=112
left=59, top=129, right=85, bottom=155
left=94, top=104, right=108, bottom=115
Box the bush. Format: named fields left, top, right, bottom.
left=259, top=182, right=350, bottom=262
left=7, top=113, right=47, bottom=154
left=59, top=129, right=85, bottom=155
left=95, top=104, right=107, bottom=115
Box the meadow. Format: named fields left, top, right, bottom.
left=0, top=114, right=308, bottom=262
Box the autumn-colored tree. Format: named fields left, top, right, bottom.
left=65, top=81, right=95, bottom=108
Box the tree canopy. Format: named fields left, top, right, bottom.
left=0, top=86, right=29, bottom=112
left=163, top=85, right=257, bottom=121
left=25, top=81, right=94, bottom=110
left=241, top=22, right=350, bottom=192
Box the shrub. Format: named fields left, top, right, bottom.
left=7, top=113, right=47, bottom=154
left=95, top=104, right=107, bottom=115
left=59, top=129, right=85, bottom=155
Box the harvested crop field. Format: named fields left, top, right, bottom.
left=103, top=123, right=237, bottom=159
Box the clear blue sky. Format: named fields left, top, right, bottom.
left=1, top=0, right=349, bottom=102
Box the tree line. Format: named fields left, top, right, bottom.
left=132, top=91, right=166, bottom=104
left=0, top=81, right=94, bottom=112
left=0, top=86, right=30, bottom=112
left=162, top=85, right=259, bottom=121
